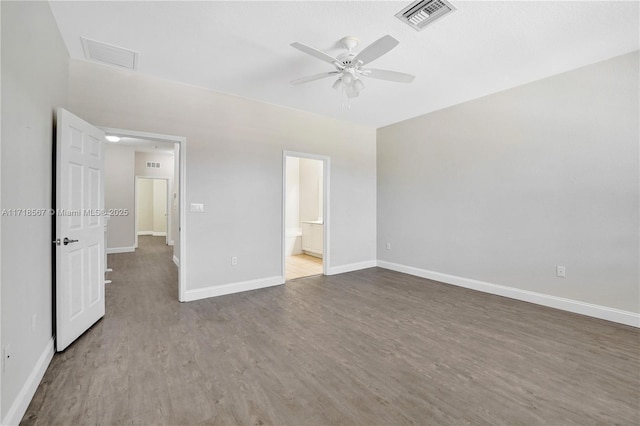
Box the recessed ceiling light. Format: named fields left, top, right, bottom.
left=106, top=135, right=121, bottom=142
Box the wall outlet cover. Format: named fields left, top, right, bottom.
left=556, top=266, right=566, bottom=278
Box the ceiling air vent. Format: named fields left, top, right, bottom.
left=396, top=0, right=456, bottom=31
left=81, top=37, right=138, bottom=70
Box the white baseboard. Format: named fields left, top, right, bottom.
left=302, top=250, right=323, bottom=259
left=173, top=255, right=180, bottom=267
left=168, top=240, right=175, bottom=246
left=2, top=338, right=54, bottom=426
left=377, top=261, right=640, bottom=328
left=182, top=276, right=284, bottom=302
left=106, top=246, right=135, bottom=254
left=327, top=260, right=377, bottom=276
left=136, top=231, right=167, bottom=237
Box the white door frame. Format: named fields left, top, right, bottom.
left=134, top=176, right=171, bottom=247
left=100, top=127, right=187, bottom=302
left=282, top=151, right=330, bottom=279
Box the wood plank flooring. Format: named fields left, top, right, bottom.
left=22, top=236, right=640, bottom=425
left=285, top=254, right=323, bottom=280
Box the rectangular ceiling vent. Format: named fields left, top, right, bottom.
left=396, top=0, right=456, bottom=31
left=81, top=37, right=138, bottom=70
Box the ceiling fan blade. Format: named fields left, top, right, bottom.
left=352, top=35, right=399, bottom=66
left=291, top=71, right=340, bottom=85
left=291, top=42, right=340, bottom=65
left=360, top=68, right=415, bottom=83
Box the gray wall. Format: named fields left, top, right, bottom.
left=105, top=144, right=136, bottom=250
left=0, top=1, right=69, bottom=421
left=67, top=59, right=378, bottom=291
left=377, top=51, right=639, bottom=313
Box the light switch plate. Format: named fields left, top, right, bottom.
left=190, top=203, right=204, bottom=213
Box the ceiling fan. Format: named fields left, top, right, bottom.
left=290, top=35, right=415, bottom=98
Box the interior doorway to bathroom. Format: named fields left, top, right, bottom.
left=283, top=153, right=329, bottom=281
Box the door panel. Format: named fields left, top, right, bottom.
left=55, top=108, right=106, bottom=351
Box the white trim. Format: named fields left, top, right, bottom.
left=137, top=231, right=168, bottom=237
left=326, top=260, right=377, bottom=276
left=182, top=276, right=284, bottom=302
left=377, top=261, right=640, bottom=328
left=2, top=338, right=54, bottom=426
left=106, top=246, right=135, bottom=254
left=100, top=127, right=187, bottom=302
left=173, top=255, right=180, bottom=267
left=282, top=151, right=331, bottom=280
left=136, top=231, right=172, bottom=238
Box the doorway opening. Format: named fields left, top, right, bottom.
left=101, top=127, right=187, bottom=301
left=135, top=177, right=170, bottom=247
left=283, top=152, right=330, bottom=281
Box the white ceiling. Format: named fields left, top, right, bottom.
left=49, top=1, right=639, bottom=128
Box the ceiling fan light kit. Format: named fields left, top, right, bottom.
left=290, top=34, right=415, bottom=106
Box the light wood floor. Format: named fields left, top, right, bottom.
left=22, top=236, right=640, bottom=425
left=285, top=253, right=323, bottom=280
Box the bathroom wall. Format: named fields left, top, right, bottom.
left=299, top=158, right=323, bottom=222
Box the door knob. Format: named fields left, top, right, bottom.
left=53, top=237, right=79, bottom=246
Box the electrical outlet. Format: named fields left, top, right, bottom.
left=556, top=266, right=566, bottom=278
left=231, top=256, right=238, bottom=266
left=386, top=242, right=391, bottom=250
left=3, top=344, right=11, bottom=373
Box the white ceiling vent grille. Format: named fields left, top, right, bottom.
left=146, top=162, right=161, bottom=169
left=396, top=0, right=456, bottom=31
left=81, top=37, right=138, bottom=70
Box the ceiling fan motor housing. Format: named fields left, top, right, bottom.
left=340, top=36, right=359, bottom=51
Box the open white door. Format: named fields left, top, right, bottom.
left=55, top=108, right=105, bottom=352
